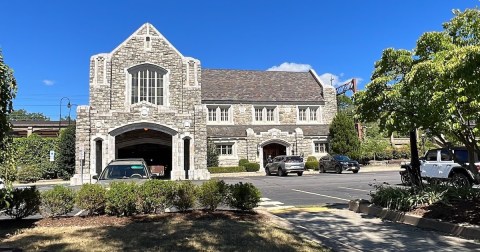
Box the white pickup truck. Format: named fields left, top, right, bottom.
left=420, top=147, right=480, bottom=187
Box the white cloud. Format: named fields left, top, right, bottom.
left=267, top=62, right=312, bottom=72
left=317, top=73, right=363, bottom=88
left=42, top=79, right=55, bottom=86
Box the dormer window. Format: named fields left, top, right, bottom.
left=129, top=64, right=166, bottom=105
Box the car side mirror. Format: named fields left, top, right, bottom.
left=150, top=174, right=158, bottom=179
left=92, top=175, right=98, bottom=180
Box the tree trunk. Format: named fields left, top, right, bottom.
left=408, top=130, right=423, bottom=188
left=465, top=142, right=479, bottom=183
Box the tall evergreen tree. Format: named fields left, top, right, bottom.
left=55, top=125, right=76, bottom=179
left=329, top=112, right=360, bottom=157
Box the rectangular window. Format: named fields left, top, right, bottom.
left=131, top=74, right=138, bottom=104
left=255, top=108, right=263, bottom=121
left=299, top=108, right=307, bottom=121
left=266, top=108, right=274, bottom=121
left=208, top=108, right=217, bottom=122
left=148, top=70, right=155, bottom=104
left=220, top=107, right=229, bottom=121
left=216, top=144, right=233, bottom=155
left=314, top=143, right=328, bottom=153
left=156, top=75, right=163, bottom=105
left=139, top=70, right=147, bottom=102
left=310, top=108, right=317, bottom=121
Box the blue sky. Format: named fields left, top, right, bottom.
left=0, top=0, right=477, bottom=120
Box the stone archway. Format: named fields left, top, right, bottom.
left=109, top=122, right=177, bottom=179
left=260, top=139, right=290, bottom=168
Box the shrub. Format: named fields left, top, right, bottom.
left=227, top=182, right=261, bottom=211
left=56, top=125, right=76, bottom=180
left=238, top=159, right=249, bottom=167
left=106, top=182, right=138, bottom=216
left=4, top=186, right=41, bottom=219
left=17, top=165, right=43, bottom=183
left=207, top=142, right=219, bottom=167
left=198, top=179, right=228, bottom=211
left=76, top=183, right=107, bottom=216
left=244, top=163, right=260, bottom=172
left=12, top=134, right=58, bottom=179
left=207, top=166, right=246, bottom=173
left=305, top=161, right=319, bottom=170
left=306, top=156, right=317, bottom=162
left=369, top=183, right=413, bottom=211
left=171, top=181, right=197, bottom=212
left=41, top=185, right=76, bottom=217
left=137, top=180, right=176, bottom=214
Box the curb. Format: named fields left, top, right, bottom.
left=348, top=199, right=480, bottom=240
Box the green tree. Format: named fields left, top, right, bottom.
left=206, top=141, right=219, bottom=167
left=8, top=109, right=50, bottom=121
left=337, top=94, right=355, bottom=115
left=55, top=125, right=76, bottom=180
left=0, top=50, right=17, bottom=167
left=329, top=112, right=360, bottom=157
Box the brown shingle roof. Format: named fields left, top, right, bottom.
left=207, top=125, right=330, bottom=137
left=201, top=69, right=324, bottom=104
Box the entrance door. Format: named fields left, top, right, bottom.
left=263, top=143, right=286, bottom=165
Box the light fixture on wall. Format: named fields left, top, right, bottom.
left=144, top=128, right=149, bottom=131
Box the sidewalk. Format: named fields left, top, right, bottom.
left=263, top=205, right=480, bottom=251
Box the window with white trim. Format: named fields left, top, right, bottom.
left=129, top=64, right=166, bottom=105
left=253, top=106, right=277, bottom=123
left=314, top=142, right=328, bottom=153
left=298, top=106, right=319, bottom=123
left=207, top=105, right=231, bottom=123
left=216, top=144, right=233, bottom=155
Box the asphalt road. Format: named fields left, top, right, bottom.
left=221, top=170, right=402, bottom=208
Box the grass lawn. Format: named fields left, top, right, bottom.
left=0, top=211, right=330, bottom=251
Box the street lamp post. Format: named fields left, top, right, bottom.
left=59, top=97, right=71, bottom=133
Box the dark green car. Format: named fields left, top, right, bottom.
left=93, top=159, right=157, bottom=186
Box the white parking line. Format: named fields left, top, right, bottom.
left=338, top=186, right=370, bottom=192
left=291, top=189, right=350, bottom=202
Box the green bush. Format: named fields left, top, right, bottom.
left=106, top=182, right=138, bottom=216
left=0, top=163, right=17, bottom=182
left=238, top=159, right=249, bottom=167
left=305, top=161, right=319, bottom=170
left=244, top=163, right=260, bottom=172
left=4, top=186, right=41, bottom=219
left=306, top=156, right=317, bottom=162
left=137, top=180, right=176, bottom=214
left=227, top=182, right=261, bottom=211
left=370, top=184, right=413, bottom=211
left=198, top=179, right=228, bottom=211
left=17, top=165, right=43, bottom=183
left=207, top=142, right=219, bottom=167
left=76, top=183, right=107, bottom=216
left=41, top=185, right=76, bottom=217
left=56, top=126, right=76, bottom=180
left=13, top=134, right=58, bottom=179
left=171, top=181, right=197, bottom=212
left=207, top=166, right=246, bottom=173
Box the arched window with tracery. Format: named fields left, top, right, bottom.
left=128, top=64, right=166, bottom=105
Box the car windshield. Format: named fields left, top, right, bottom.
left=99, top=164, right=148, bottom=180
left=285, top=156, right=303, bottom=163
left=334, top=155, right=351, bottom=161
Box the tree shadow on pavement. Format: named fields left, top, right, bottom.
left=272, top=203, right=480, bottom=252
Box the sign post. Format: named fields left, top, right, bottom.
left=49, top=150, right=55, bottom=162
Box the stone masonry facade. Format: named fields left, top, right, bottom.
left=72, top=23, right=337, bottom=184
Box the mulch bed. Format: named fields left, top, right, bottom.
left=408, top=199, right=480, bottom=226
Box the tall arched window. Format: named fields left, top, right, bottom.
left=128, top=64, right=166, bottom=105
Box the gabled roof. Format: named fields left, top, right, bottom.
left=201, top=69, right=325, bottom=104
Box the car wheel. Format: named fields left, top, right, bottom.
left=278, top=168, right=286, bottom=177
left=352, top=170, right=359, bottom=174
left=265, top=168, right=271, bottom=176
left=400, top=171, right=411, bottom=186
left=335, top=165, right=342, bottom=174
left=297, top=172, right=303, bottom=176
left=319, top=165, right=325, bottom=173
left=451, top=173, right=471, bottom=188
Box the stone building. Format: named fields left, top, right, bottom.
left=71, top=23, right=337, bottom=185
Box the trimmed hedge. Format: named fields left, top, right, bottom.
left=17, top=165, right=43, bottom=183
left=106, top=182, right=138, bottom=216
left=227, top=182, right=261, bottom=211
left=208, top=166, right=246, bottom=173
left=305, top=161, right=319, bottom=170
left=171, top=181, right=197, bottom=212
left=76, top=183, right=107, bottom=216
left=4, top=186, right=41, bottom=219
left=137, top=180, right=176, bottom=214
left=306, top=156, right=318, bottom=162
left=41, top=185, right=76, bottom=217
left=198, top=179, right=228, bottom=211
left=238, top=159, right=249, bottom=167
left=244, top=162, right=260, bottom=172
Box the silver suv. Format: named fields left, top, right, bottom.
left=265, top=155, right=305, bottom=176
left=93, top=159, right=156, bottom=186
left=421, top=147, right=480, bottom=187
